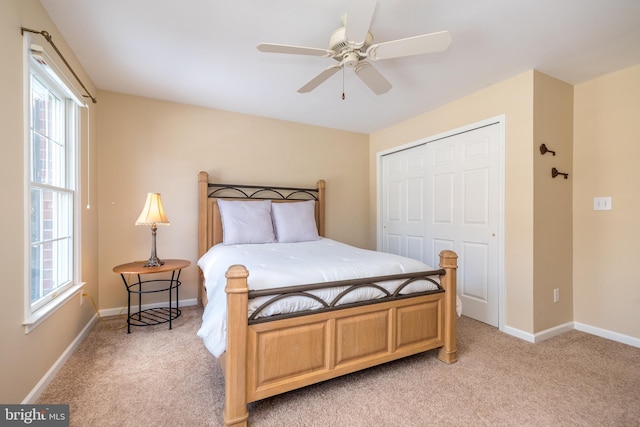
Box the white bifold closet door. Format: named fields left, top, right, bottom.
left=381, top=124, right=500, bottom=327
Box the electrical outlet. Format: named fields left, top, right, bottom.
left=593, top=197, right=612, bottom=211
left=553, top=288, right=560, bottom=303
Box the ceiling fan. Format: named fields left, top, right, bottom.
left=256, top=0, right=452, bottom=96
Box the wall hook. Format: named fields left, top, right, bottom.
left=540, top=144, right=556, bottom=156
left=551, top=167, right=569, bottom=179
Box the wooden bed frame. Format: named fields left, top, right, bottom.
left=197, top=171, right=458, bottom=427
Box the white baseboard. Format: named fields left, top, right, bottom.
left=574, top=322, right=640, bottom=349
left=533, top=321, right=575, bottom=343
left=501, top=324, right=535, bottom=343
left=502, top=321, right=639, bottom=348
left=23, top=313, right=98, bottom=404
left=99, top=298, right=199, bottom=318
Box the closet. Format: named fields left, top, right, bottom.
left=379, top=121, right=503, bottom=327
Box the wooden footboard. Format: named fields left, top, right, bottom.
left=222, top=250, right=458, bottom=427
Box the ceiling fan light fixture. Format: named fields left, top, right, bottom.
left=342, top=51, right=360, bottom=67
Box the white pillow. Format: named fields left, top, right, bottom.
left=272, top=200, right=320, bottom=243
left=217, top=199, right=276, bottom=244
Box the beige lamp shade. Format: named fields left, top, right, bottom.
left=135, top=193, right=170, bottom=226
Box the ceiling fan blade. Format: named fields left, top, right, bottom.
left=298, top=65, right=342, bottom=93
left=353, top=61, right=391, bottom=95
left=366, top=31, right=452, bottom=61
left=344, top=0, right=377, bottom=47
left=257, top=43, right=335, bottom=58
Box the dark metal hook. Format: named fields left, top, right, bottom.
left=540, top=144, right=556, bottom=156
left=551, top=167, right=569, bottom=179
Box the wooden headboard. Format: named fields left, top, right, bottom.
left=197, top=171, right=326, bottom=304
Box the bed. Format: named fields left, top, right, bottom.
left=197, top=171, right=458, bottom=427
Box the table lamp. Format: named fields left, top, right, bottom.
left=135, top=193, right=170, bottom=267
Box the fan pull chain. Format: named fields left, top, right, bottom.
left=342, top=67, right=345, bottom=100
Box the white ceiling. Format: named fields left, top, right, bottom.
left=40, top=0, right=640, bottom=134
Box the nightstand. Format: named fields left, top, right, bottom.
left=113, top=259, right=190, bottom=333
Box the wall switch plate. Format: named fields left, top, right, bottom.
left=593, top=197, right=612, bottom=211
left=553, top=288, right=560, bottom=303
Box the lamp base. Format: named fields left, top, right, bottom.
left=143, top=256, right=165, bottom=267
left=143, top=224, right=164, bottom=267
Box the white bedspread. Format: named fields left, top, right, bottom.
left=197, top=238, right=454, bottom=358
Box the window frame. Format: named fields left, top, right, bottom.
left=23, top=38, right=84, bottom=332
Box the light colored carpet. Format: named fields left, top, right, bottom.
left=37, top=306, right=640, bottom=426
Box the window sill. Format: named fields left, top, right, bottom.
left=23, top=282, right=85, bottom=334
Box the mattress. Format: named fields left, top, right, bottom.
left=197, top=238, right=453, bottom=357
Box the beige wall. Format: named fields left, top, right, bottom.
left=0, top=0, right=99, bottom=403
left=532, top=72, right=574, bottom=331
left=573, top=65, right=640, bottom=338
left=97, top=92, right=369, bottom=310
left=370, top=71, right=536, bottom=333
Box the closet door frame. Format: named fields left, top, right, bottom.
left=376, top=115, right=506, bottom=331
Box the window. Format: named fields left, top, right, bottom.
left=26, top=43, right=83, bottom=326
